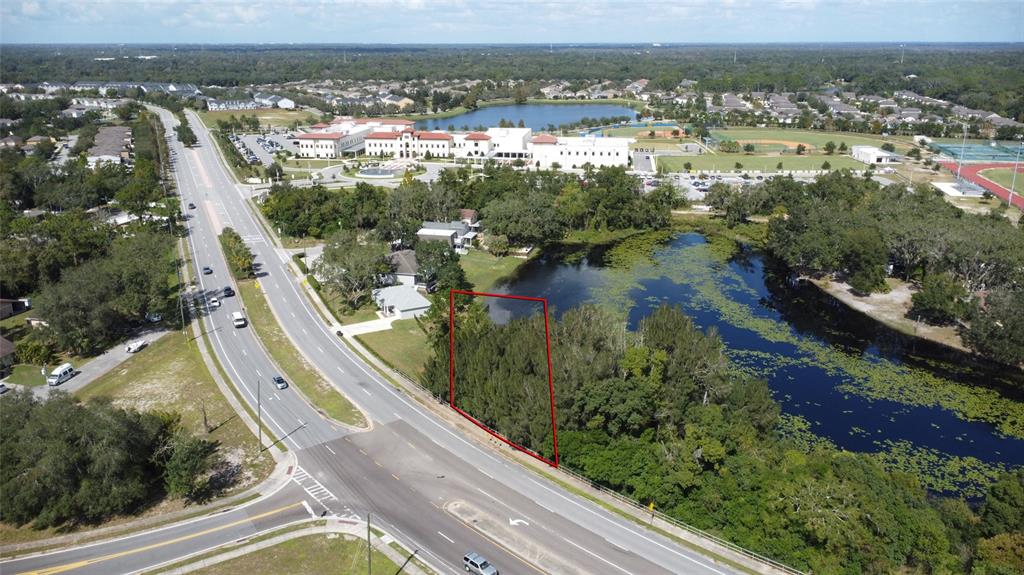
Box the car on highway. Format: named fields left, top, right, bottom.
left=188, top=202, right=196, bottom=209
left=272, top=375, right=288, bottom=390
left=202, top=266, right=213, bottom=275
left=463, top=552, right=498, bottom=575
left=222, top=286, right=235, bottom=297
left=209, top=296, right=220, bottom=308
left=232, top=311, right=247, bottom=328
left=125, top=339, right=148, bottom=353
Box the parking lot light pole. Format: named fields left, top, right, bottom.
left=1009, top=138, right=1022, bottom=209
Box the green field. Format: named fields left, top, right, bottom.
left=603, top=126, right=682, bottom=138
left=629, top=139, right=692, bottom=151
left=460, top=250, right=526, bottom=291
left=356, top=319, right=430, bottom=381
left=658, top=154, right=864, bottom=172
left=238, top=280, right=366, bottom=427
left=980, top=168, right=1024, bottom=194
left=711, top=128, right=910, bottom=152
left=187, top=534, right=398, bottom=575
left=198, top=109, right=316, bottom=130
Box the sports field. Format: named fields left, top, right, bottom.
left=658, top=154, right=863, bottom=172
left=980, top=168, right=1024, bottom=194
left=603, top=125, right=683, bottom=137
left=711, top=128, right=910, bottom=152
left=198, top=109, right=316, bottom=129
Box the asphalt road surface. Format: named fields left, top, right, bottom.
left=2, top=108, right=744, bottom=575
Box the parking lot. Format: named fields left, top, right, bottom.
left=232, top=133, right=299, bottom=166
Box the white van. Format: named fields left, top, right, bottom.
left=47, top=363, right=75, bottom=386
left=232, top=311, right=247, bottom=328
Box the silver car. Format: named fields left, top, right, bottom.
left=463, top=552, right=498, bottom=575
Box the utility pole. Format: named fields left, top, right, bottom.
left=367, top=513, right=372, bottom=575
left=257, top=379, right=262, bottom=449
left=1010, top=139, right=1022, bottom=209
left=956, top=122, right=968, bottom=183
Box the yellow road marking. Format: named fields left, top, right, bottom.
left=17, top=502, right=303, bottom=575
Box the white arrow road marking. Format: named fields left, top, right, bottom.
left=509, top=518, right=529, bottom=527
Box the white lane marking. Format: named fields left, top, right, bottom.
left=255, top=369, right=262, bottom=377
left=301, top=327, right=308, bottom=334
left=302, top=500, right=316, bottom=518
left=437, top=531, right=454, bottom=544
left=563, top=537, right=635, bottom=575
left=361, top=387, right=371, bottom=396
left=527, top=477, right=728, bottom=575
left=336, top=366, right=345, bottom=374
left=241, top=348, right=247, bottom=356
left=290, top=312, right=296, bottom=318
left=325, top=445, right=336, bottom=455
left=316, top=345, right=324, bottom=353
left=275, top=393, right=281, bottom=400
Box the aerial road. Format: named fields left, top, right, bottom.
left=2, top=108, right=750, bottom=575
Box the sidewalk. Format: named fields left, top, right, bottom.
left=337, top=316, right=398, bottom=337
left=1, top=327, right=174, bottom=399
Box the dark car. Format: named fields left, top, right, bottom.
left=222, top=286, right=235, bottom=297
left=188, top=202, right=196, bottom=209
left=202, top=266, right=213, bottom=275
left=272, top=376, right=288, bottom=390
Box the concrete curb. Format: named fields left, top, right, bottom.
left=148, top=518, right=437, bottom=575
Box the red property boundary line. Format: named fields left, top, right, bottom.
left=939, top=161, right=1024, bottom=211
left=448, top=289, right=560, bottom=468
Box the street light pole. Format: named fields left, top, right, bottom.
left=257, top=379, right=262, bottom=448
left=955, top=122, right=968, bottom=183
left=367, top=513, right=372, bottom=575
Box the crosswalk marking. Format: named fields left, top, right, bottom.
left=292, top=465, right=338, bottom=504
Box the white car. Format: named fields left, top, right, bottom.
left=209, top=296, right=220, bottom=308
left=125, top=339, right=148, bottom=353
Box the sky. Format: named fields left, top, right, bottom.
left=0, top=0, right=1022, bottom=44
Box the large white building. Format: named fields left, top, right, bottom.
left=299, top=117, right=635, bottom=168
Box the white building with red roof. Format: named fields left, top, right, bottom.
left=530, top=134, right=634, bottom=169
left=365, top=129, right=454, bottom=159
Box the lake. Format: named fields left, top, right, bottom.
left=488, top=232, right=1024, bottom=497
left=415, top=103, right=638, bottom=131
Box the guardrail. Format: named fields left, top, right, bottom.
left=350, top=338, right=806, bottom=575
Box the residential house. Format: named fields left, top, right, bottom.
left=417, top=220, right=476, bottom=249
left=372, top=285, right=431, bottom=319
left=381, top=94, right=415, bottom=110
left=253, top=92, right=296, bottom=109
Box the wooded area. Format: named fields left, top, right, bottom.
left=422, top=303, right=1024, bottom=574
left=704, top=171, right=1024, bottom=366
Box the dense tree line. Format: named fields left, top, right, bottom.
left=0, top=390, right=220, bottom=529
left=219, top=227, right=254, bottom=280
left=704, top=171, right=1024, bottom=365
left=422, top=303, right=1024, bottom=574
left=2, top=45, right=1020, bottom=119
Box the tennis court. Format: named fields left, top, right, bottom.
left=931, top=142, right=1021, bottom=162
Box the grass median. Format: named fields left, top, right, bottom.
left=237, top=280, right=366, bottom=428
left=185, top=533, right=399, bottom=575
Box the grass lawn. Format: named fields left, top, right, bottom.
left=460, top=250, right=526, bottom=291
left=197, top=109, right=316, bottom=130
left=658, top=154, right=863, bottom=172
left=188, top=534, right=399, bottom=575
left=322, top=297, right=380, bottom=326
left=710, top=128, right=910, bottom=152
left=356, top=319, right=430, bottom=381
left=284, top=158, right=345, bottom=169
left=979, top=168, right=1024, bottom=194
left=238, top=280, right=365, bottom=427
left=629, top=139, right=689, bottom=151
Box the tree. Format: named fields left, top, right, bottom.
left=175, top=124, right=197, bottom=147
left=881, top=142, right=896, bottom=153
left=743, top=143, right=756, bottom=154
left=776, top=161, right=783, bottom=171
left=314, top=229, right=390, bottom=310
left=964, top=288, right=1024, bottom=366
left=266, top=162, right=283, bottom=180
left=683, top=161, right=693, bottom=171
left=843, top=227, right=889, bottom=294
left=910, top=273, right=967, bottom=325
left=719, top=140, right=740, bottom=153
left=823, top=141, right=836, bottom=155
left=972, top=533, right=1024, bottom=575
left=161, top=432, right=217, bottom=500
left=219, top=227, right=255, bottom=279
left=796, top=144, right=807, bottom=155
left=821, top=161, right=831, bottom=170
left=838, top=142, right=848, bottom=153
left=907, top=147, right=922, bottom=160
left=487, top=234, right=510, bottom=256
left=734, top=162, right=743, bottom=170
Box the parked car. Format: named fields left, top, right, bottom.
left=273, top=375, right=288, bottom=390
left=202, top=266, right=213, bottom=275
left=0, top=383, right=10, bottom=395
left=146, top=312, right=163, bottom=323
left=463, top=552, right=498, bottom=575
left=223, top=286, right=235, bottom=297
left=125, top=339, right=148, bottom=353
left=46, top=363, right=75, bottom=386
